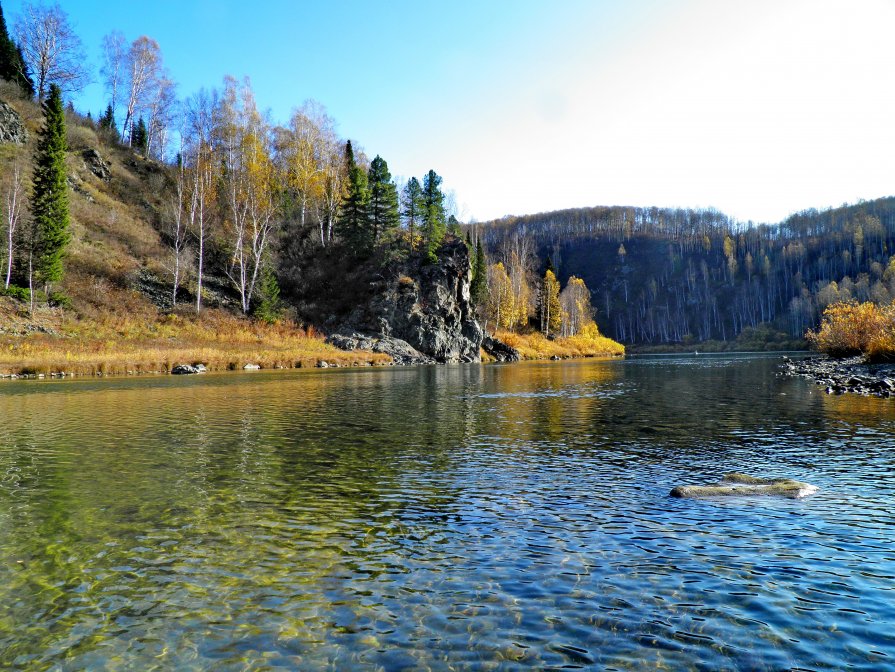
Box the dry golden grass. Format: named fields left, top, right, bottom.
left=494, top=323, right=624, bottom=360
left=0, top=306, right=390, bottom=376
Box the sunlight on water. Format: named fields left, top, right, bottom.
left=1, top=355, right=894, bottom=670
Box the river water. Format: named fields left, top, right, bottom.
left=1, top=354, right=894, bottom=670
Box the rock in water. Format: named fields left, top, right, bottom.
left=671, top=472, right=818, bottom=499
left=172, top=364, right=199, bottom=375
left=482, top=335, right=521, bottom=362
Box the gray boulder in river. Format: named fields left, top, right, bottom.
left=671, top=473, right=819, bottom=499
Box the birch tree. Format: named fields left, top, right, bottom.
left=219, top=77, right=279, bottom=313
left=2, top=157, right=25, bottom=289
left=121, top=36, right=162, bottom=146
left=15, top=2, right=88, bottom=100
left=100, top=31, right=126, bottom=118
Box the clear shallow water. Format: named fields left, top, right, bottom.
left=1, top=354, right=894, bottom=670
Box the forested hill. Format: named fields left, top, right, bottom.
left=477, top=197, right=895, bottom=346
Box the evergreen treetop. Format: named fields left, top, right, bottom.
left=367, top=155, right=399, bottom=244
left=336, top=141, right=371, bottom=254
left=401, top=177, right=425, bottom=250
left=0, top=1, right=34, bottom=97
left=422, top=169, right=446, bottom=262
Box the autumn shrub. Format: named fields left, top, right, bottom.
left=807, top=301, right=895, bottom=359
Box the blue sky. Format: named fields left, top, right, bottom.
left=5, top=0, right=895, bottom=224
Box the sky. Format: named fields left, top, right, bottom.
left=5, top=0, right=895, bottom=224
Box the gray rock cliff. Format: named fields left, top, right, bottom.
left=331, top=237, right=484, bottom=363
left=0, top=101, right=27, bottom=144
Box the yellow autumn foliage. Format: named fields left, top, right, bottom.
left=807, top=300, right=895, bottom=360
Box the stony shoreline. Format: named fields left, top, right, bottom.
left=781, top=355, right=895, bottom=397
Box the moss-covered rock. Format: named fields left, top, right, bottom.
left=670, top=472, right=818, bottom=499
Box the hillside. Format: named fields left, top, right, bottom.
left=0, top=88, right=387, bottom=375
left=477, top=197, right=895, bottom=347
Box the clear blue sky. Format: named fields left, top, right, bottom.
left=5, top=0, right=895, bottom=224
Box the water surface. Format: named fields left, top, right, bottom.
left=1, top=355, right=894, bottom=670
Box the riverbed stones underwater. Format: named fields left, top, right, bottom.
left=671, top=473, right=819, bottom=499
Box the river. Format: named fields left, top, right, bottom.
left=1, top=354, right=894, bottom=670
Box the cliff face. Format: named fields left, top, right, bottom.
left=336, top=238, right=484, bottom=363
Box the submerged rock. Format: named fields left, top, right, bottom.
left=671, top=472, right=819, bottom=499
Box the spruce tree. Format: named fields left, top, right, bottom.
left=0, top=2, right=33, bottom=96
left=401, top=177, right=424, bottom=251
left=422, top=169, right=446, bottom=262
left=367, top=155, right=399, bottom=244
left=99, top=103, right=117, bottom=134
left=254, top=263, right=282, bottom=324
left=335, top=141, right=370, bottom=254
left=131, top=117, right=148, bottom=153
left=30, top=83, right=70, bottom=292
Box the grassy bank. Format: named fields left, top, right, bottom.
left=0, top=301, right=389, bottom=376
left=490, top=326, right=624, bottom=361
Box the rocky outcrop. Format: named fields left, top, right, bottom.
left=0, top=101, right=27, bottom=144
left=781, top=355, right=895, bottom=397
left=327, top=332, right=434, bottom=365
left=82, top=149, right=111, bottom=180
left=671, top=473, right=818, bottom=499
left=482, top=335, right=521, bottom=362
left=334, top=238, right=483, bottom=363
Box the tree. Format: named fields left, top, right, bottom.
left=98, top=103, right=117, bottom=134
left=471, top=238, right=487, bottom=307
left=367, top=155, right=399, bottom=244
left=422, top=169, right=446, bottom=262
left=219, top=76, right=280, bottom=314
left=539, top=269, right=562, bottom=337
left=254, top=263, right=282, bottom=324
left=131, top=116, right=147, bottom=153
left=100, top=30, right=126, bottom=121
left=0, top=2, right=33, bottom=96
left=336, top=140, right=370, bottom=254
left=401, top=177, right=424, bottom=250
left=560, top=275, right=593, bottom=336
left=15, top=3, right=88, bottom=100
left=30, top=83, right=69, bottom=292
left=120, top=36, right=167, bottom=146
left=2, top=152, right=25, bottom=289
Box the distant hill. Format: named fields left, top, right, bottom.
left=477, top=197, right=895, bottom=346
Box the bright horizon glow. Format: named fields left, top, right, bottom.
left=5, top=0, right=894, bottom=224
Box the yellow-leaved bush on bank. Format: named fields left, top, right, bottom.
left=807, top=301, right=895, bottom=361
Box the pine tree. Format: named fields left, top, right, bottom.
left=254, top=263, right=282, bottom=324
left=131, top=116, right=148, bottom=153
left=335, top=140, right=370, bottom=254
left=401, top=177, right=425, bottom=250
left=447, top=214, right=462, bottom=237
left=30, top=83, right=70, bottom=292
left=99, top=103, right=117, bottom=134
left=471, top=238, right=487, bottom=307
left=422, top=169, right=446, bottom=262
left=0, top=2, right=33, bottom=96
left=367, top=155, right=399, bottom=244
left=538, top=269, right=562, bottom=337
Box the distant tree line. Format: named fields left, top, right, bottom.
left=476, top=199, right=895, bottom=345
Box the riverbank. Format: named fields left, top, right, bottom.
left=0, top=306, right=390, bottom=377
left=488, top=328, right=625, bottom=361
left=781, top=354, right=895, bottom=397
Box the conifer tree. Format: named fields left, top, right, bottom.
left=401, top=177, right=424, bottom=250
left=254, top=263, right=282, bottom=324
left=422, top=169, right=446, bottom=262
left=0, top=2, right=33, bottom=96
left=336, top=140, right=370, bottom=254
left=131, top=116, right=148, bottom=153
left=98, top=103, right=117, bottom=134
left=448, top=214, right=462, bottom=237
left=30, top=83, right=70, bottom=292
left=367, top=155, right=399, bottom=244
